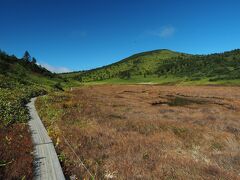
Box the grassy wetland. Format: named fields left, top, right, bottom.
left=36, top=85, right=240, bottom=179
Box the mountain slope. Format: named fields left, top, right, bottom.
left=156, top=49, right=240, bottom=82
left=0, top=50, right=64, bottom=90
left=62, top=49, right=240, bottom=85
left=62, top=49, right=188, bottom=82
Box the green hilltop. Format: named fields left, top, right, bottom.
left=62, top=49, right=187, bottom=81
left=62, top=49, right=240, bottom=85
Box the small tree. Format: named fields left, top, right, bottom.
left=119, top=70, right=131, bottom=79
left=32, top=57, right=37, bottom=64
left=23, top=51, right=31, bottom=61
left=54, top=82, right=64, bottom=91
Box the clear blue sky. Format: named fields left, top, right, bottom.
left=1, top=0, right=240, bottom=72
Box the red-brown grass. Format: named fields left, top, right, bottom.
left=0, top=123, right=33, bottom=179
left=36, top=85, right=240, bottom=179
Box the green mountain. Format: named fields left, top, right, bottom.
left=62, top=49, right=188, bottom=81
left=62, top=49, right=240, bottom=85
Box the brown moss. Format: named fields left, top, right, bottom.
left=36, top=85, right=240, bottom=179
left=0, top=123, right=33, bottom=179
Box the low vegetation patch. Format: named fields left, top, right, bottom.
left=0, top=123, right=34, bottom=179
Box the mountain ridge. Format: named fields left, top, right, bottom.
left=62, top=49, right=188, bottom=81
left=61, top=49, right=240, bottom=84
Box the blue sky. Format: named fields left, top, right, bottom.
left=0, top=0, right=240, bottom=72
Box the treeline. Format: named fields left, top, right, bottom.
left=0, top=50, right=53, bottom=78
left=156, top=49, right=240, bottom=81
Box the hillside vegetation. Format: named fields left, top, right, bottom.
left=0, top=50, right=68, bottom=127
left=62, top=49, right=240, bottom=85
left=157, top=49, right=240, bottom=82
left=62, top=49, right=187, bottom=81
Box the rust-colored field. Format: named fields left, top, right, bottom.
left=0, top=124, right=33, bottom=179
left=36, top=85, right=240, bottom=179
